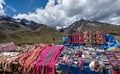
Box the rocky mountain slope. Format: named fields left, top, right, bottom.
left=0, top=16, right=120, bottom=45
left=0, top=16, right=63, bottom=45
left=65, top=19, right=120, bottom=35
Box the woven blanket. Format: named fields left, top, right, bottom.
left=18, top=44, right=47, bottom=74
left=34, top=45, right=62, bottom=74
left=0, top=52, right=22, bottom=72
left=105, top=51, right=120, bottom=71
left=0, top=42, right=16, bottom=52
left=64, top=31, right=107, bottom=45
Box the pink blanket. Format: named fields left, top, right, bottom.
left=34, top=45, right=62, bottom=74
left=1, top=42, right=16, bottom=51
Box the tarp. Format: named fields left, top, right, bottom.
left=102, top=34, right=120, bottom=50
left=59, top=64, right=105, bottom=74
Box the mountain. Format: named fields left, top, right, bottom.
left=0, top=16, right=31, bottom=33
left=0, top=16, right=63, bottom=45
left=65, top=19, right=120, bottom=35
left=0, top=16, right=120, bottom=45
left=16, top=18, right=44, bottom=29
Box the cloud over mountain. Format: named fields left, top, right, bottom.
left=0, top=0, right=5, bottom=15
left=13, top=0, right=120, bottom=27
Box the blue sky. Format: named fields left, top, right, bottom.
left=4, top=0, right=48, bottom=16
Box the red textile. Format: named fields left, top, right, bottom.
left=18, top=45, right=47, bottom=74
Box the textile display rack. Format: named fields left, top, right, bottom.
left=62, top=31, right=119, bottom=49
left=63, top=31, right=107, bottom=46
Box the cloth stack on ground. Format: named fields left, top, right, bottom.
left=0, top=42, right=16, bottom=52
left=16, top=44, right=62, bottom=74
left=0, top=52, right=23, bottom=73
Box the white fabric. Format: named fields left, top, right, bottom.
left=89, top=61, right=95, bottom=71
left=89, top=61, right=105, bottom=72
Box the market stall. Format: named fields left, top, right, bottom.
left=59, top=31, right=120, bottom=74
left=62, top=31, right=119, bottom=49
left=0, top=30, right=120, bottom=74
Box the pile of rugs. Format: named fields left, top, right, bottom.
left=0, top=43, right=36, bottom=74
left=16, top=44, right=35, bottom=52
left=0, top=43, right=63, bottom=74
left=105, top=48, right=120, bottom=74
left=63, top=30, right=107, bottom=45
left=0, top=52, right=23, bottom=73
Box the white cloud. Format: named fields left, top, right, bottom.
left=14, top=0, right=120, bottom=27
left=0, top=0, right=5, bottom=15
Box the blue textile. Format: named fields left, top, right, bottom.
left=62, top=34, right=120, bottom=49
left=59, top=64, right=105, bottom=74
left=63, top=36, right=68, bottom=45
left=102, top=34, right=120, bottom=50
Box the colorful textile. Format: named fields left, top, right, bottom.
left=58, top=46, right=112, bottom=74
left=34, top=45, right=62, bottom=74
left=105, top=34, right=120, bottom=50
left=18, top=44, right=47, bottom=74
left=62, top=31, right=107, bottom=46
left=0, top=52, right=22, bottom=72
left=105, top=51, right=120, bottom=74
left=0, top=42, right=16, bottom=52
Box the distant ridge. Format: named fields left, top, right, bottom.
left=0, top=16, right=120, bottom=45
left=64, top=19, right=120, bottom=35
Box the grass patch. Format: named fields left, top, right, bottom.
left=115, top=35, right=120, bottom=43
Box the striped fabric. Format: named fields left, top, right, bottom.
left=18, top=44, right=47, bottom=74
left=65, top=31, right=107, bottom=45
left=0, top=56, right=8, bottom=71
left=0, top=52, right=22, bottom=72
left=105, top=51, right=120, bottom=74
left=34, top=45, right=62, bottom=74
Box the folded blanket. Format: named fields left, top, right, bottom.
left=18, top=44, right=47, bottom=74
left=105, top=51, right=120, bottom=71
left=0, top=42, right=16, bottom=52
left=0, top=52, right=22, bottom=72
left=34, top=45, right=62, bottom=74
